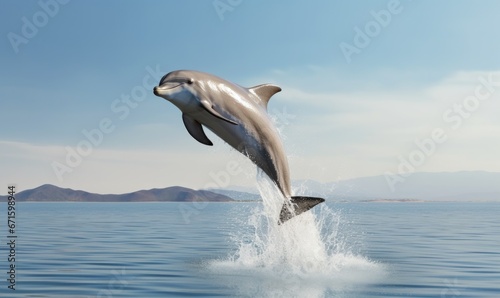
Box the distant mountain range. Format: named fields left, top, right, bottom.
left=293, top=171, right=500, bottom=201
left=2, top=171, right=498, bottom=202
left=212, top=171, right=500, bottom=202
left=0, top=184, right=234, bottom=202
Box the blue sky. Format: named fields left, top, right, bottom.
left=2, top=0, right=500, bottom=193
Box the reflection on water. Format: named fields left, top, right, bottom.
left=0, top=198, right=499, bottom=297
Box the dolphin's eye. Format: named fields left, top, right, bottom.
left=187, top=79, right=194, bottom=85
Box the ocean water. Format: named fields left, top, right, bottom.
left=1, top=195, right=499, bottom=297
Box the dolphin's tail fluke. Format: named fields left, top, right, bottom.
left=278, top=196, right=325, bottom=224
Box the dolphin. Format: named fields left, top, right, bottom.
left=153, top=70, right=324, bottom=223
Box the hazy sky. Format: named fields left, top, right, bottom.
left=2, top=0, right=500, bottom=194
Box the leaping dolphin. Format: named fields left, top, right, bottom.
left=153, top=70, right=324, bottom=223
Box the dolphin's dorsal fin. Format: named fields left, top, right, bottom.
left=182, top=114, right=213, bottom=146
left=248, top=84, right=281, bottom=109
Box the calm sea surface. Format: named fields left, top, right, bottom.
left=1, top=201, right=499, bottom=297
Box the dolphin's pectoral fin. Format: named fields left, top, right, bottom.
left=248, top=84, right=281, bottom=110
left=182, top=114, right=213, bottom=146
left=278, top=196, right=325, bottom=224
left=200, top=99, right=238, bottom=125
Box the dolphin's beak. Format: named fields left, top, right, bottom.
left=153, top=82, right=184, bottom=96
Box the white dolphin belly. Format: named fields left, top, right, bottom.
left=195, top=110, right=292, bottom=198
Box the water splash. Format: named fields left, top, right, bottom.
left=207, top=174, right=386, bottom=297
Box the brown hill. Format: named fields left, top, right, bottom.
left=0, top=184, right=234, bottom=202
